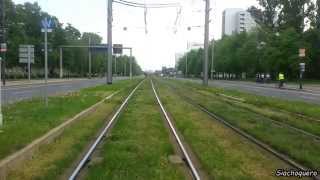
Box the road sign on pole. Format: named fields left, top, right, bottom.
left=19, top=45, right=35, bottom=81
left=42, top=17, right=53, bottom=107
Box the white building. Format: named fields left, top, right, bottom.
left=222, top=8, right=256, bottom=36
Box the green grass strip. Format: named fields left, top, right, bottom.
left=155, top=79, right=292, bottom=180
left=0, top=79, right=141, bottom=160
left=85, top=81, right=186, bottom=180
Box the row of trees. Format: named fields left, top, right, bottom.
left=2, top=0, right=142, bottom=79
left=177, top=0, right=320, bottom=80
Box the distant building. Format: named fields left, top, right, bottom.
left=222, top=8, right=256, bottom=36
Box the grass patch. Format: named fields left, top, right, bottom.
left=0, top=79, right=141, bottom=160
left=6, top=85, right=133, bottom=180
left=161, top=79, right=320, bottom=170
left=85, top=81, right=186, bottom=180
left=172, top=79, right=320, bottom=119
left=154, top=79, right=293, bottom=180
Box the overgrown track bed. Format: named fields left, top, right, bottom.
left=151, top=80, right=202, bottom=180
left=83, top=80, right=190, bottom=179
left=5, top=80, right=142, bottom=180
left=156, top=78, right=319, bottom=180
left=69, top=80, right=145, bottom=180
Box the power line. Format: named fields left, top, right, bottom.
left=119, top=0, right=180, bottom=7
left=113, top=0, right=181, bottom=8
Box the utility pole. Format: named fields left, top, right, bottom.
left=1, top=0, right=6, bottom=86
left=130, top=48, right=132, bottom=79
left=203, top=0, right=210, bottom=86
left=60, top=48, right=63, bottom=78
left=185, top=41, right=189, bottom=77
left=88, top=36, right=92, bottom=79
left=107, top=0, right=113, bottom=84
left=211, top=40, right=214, bottom=80
left=44, top=17, right=48, bottom=107
left=124, top=60, right=127, bottom=76
left=114, top=56, right=117, bottom=75
left=185, top=53, right=188, bottom=77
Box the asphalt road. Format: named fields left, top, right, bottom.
left=179, top=79, right=320, bottom=105
left=1, top=77, right=128, bottom=105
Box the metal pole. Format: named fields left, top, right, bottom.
left=203, top=0, right=210, bottom=86
left=88, top=36, right=92, bottom=79
left=44, top=17, right=48, bottom=107
left=60, top=48, right=63, bottom=78
left=211, top=40, right=214, bottom=80
left=28, top=45, right=31, bottom=81
left=0, top=57, right=2, bottom=127
left=124, top=60, right=127, bottom=76
left=300, top=71, right=303, bottom=90
left=1, top=0, right=6, bottom=86
left=185, top=53, right=188, bottom=77
left=114, top=56, right=117, bottom=75
left=130, top=48, right=132, bottom=79
left=107, top=0, right=113, bottom=84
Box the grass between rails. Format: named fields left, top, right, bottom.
left=6, top=84, right=134, bottom=180
left=0, top=79, right=141, bottom=160
left=154, top=79, right=294, bottom=180
left=85, top=81, right=186, bottom=180
left=162, top=79, right=320, bottom=170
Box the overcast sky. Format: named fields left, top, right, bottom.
left=13, top=0, right=258, bottom=71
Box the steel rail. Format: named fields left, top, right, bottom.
left=222, top=99, right=320, bottom=141
left=151, top=80, right=201, bottom=180
left=161, top=80, right=320, bottom=180
left=68, top=79, right=145, bottom=180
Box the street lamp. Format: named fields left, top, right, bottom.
left=123, top=27, right=133, bottom=79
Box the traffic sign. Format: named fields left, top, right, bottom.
left=113, top=44, right=123, bottom=54
left=41, top=18, right=53, bottom=29
left=41, top=18, right=54, bottom=32
left=19, top=45, right=35, bottom=64
left=299, top=48, right=306, bottom=58
left=0, top=43, right=7, bottom=52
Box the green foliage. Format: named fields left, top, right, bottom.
left=4, top=0, right=143, bottom=78
left=177, top=0, right=320, bottom=80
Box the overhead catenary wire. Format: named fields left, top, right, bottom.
left=113, top=0, right=181, bottom=8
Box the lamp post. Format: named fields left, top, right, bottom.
left=107, top=0, right=113, bottom=84
left=123, top=27, right=133, bottom=79
left=203, top=0, right=210, bottom=86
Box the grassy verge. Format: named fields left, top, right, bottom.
left=0, top=79, right=141, bottom=160
left=173, top=79, right=320, bottom=119
left=169, top=79, right=320, bottom=136
left=162, top=79, right=320, bottom=170
left=154, top=79, right=293, bottom=180
left=85, top=81, right=186, bottom=180
left=176, top=81, right=320, bottom=137
left=6, top=85, right=133, bottom=180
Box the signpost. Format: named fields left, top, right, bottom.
left=299, top=48, right=306, bottom=90
left=0, top=57, right=2, bottom=128
left=41, top=17, right=53, bottom=106
left=19, top=45, right=35, bottom=81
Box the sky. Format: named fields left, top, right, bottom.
left=13, top=0, right=258, bottom=71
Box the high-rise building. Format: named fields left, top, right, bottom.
left=222, top=8, right=256, bottom=36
